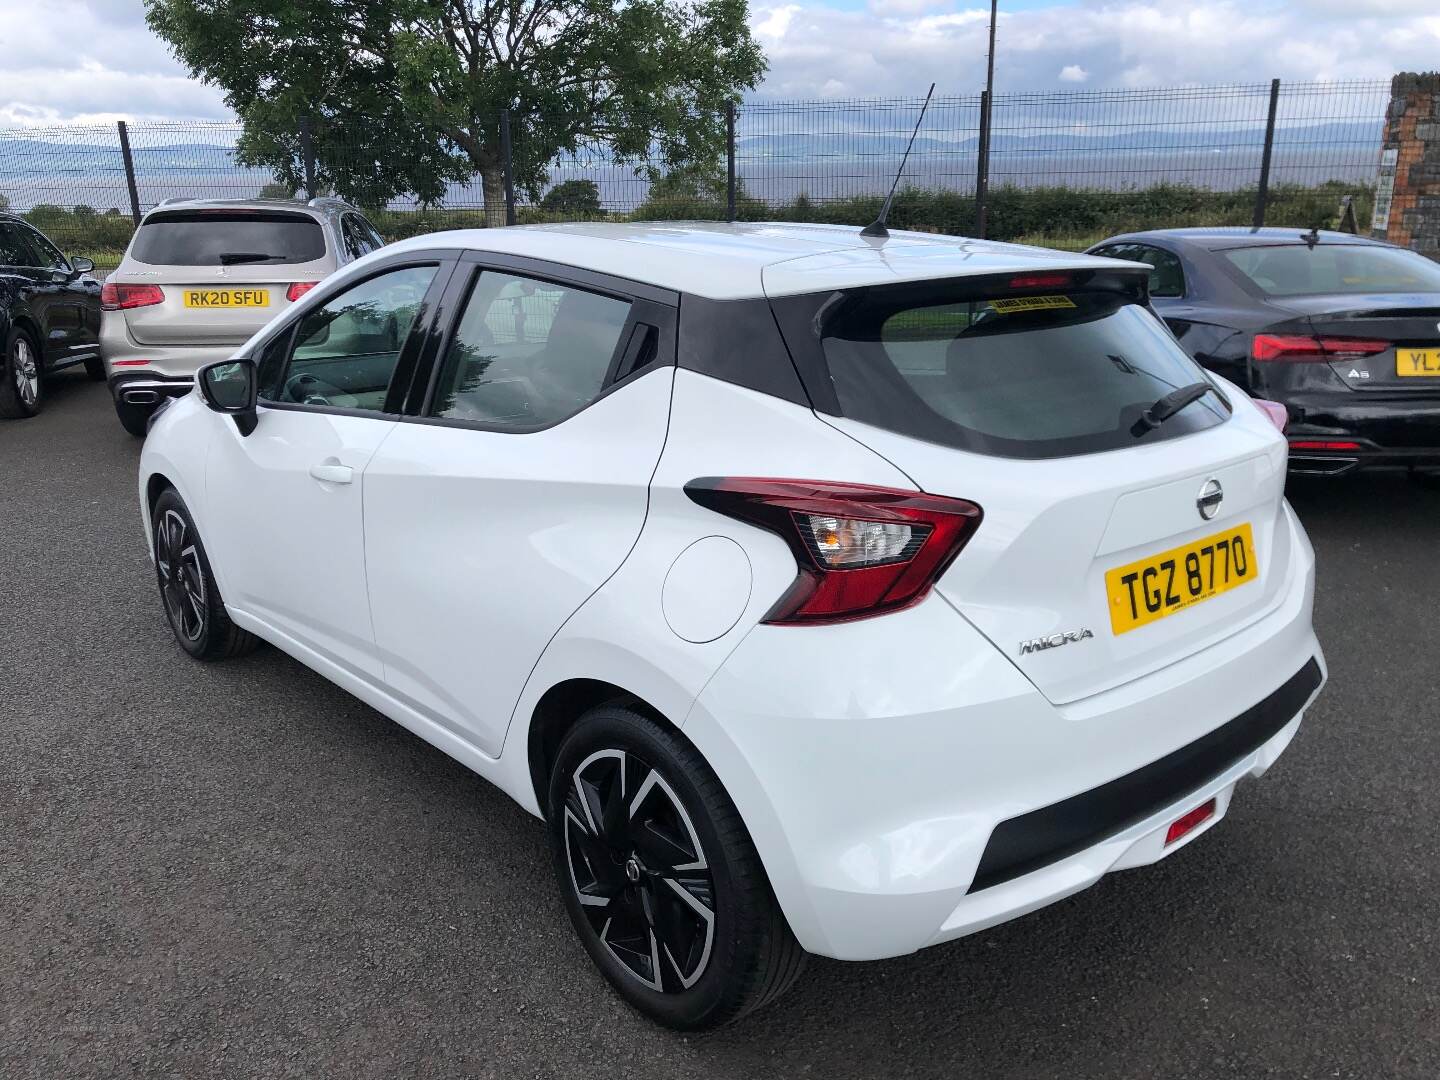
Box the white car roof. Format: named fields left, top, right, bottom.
left=378, top=221, right=1144, bottom=300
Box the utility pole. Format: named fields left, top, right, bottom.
left=976, top=0, right=998, bottom=238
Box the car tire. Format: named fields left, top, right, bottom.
left=116, top=399, right=152, bottom=438
left=546, top=704, right=806, bottom=1030
left=83, top=356, right=106, bottom=381
left=151, top=489, right=260, bottom=661
left=0, top=327, right=43, bottom=419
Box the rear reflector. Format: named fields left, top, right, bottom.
left=286, top=281, right=318, bottom=302
left=1252, top=334, right=1390, bottom=362
left=111, top=359, right=151, bottom=367
left=1165, top=798, right=1217, bottom=846
left=685, top=478, right=982, bottom=625
left=1289, top=439, right=1362, bottom=451
left=100, top=283, right=165, bottom=311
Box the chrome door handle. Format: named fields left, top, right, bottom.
left=309, top=463, right=354, bottom=484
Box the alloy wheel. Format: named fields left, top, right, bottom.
left=563, top=748, right=717, bottom=992
left=155, top=509, right=207, bottom=642
left=12, top=337, right=38, bottom=407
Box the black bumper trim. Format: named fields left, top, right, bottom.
left=968, top=657, right=1323, bottom=893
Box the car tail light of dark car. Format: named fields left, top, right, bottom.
left=685, top=478, right=982, bottom=625
left=1251, top=334, right=1390, bottom=362
left=100, top=283, right=165, bottom=311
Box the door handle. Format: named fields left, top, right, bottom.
left=309, top=462, right=354, bottom=484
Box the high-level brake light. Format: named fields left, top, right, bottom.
left=685, top=478, right=982, bottom=625
left=1008, top=273, right=1073, bottom=290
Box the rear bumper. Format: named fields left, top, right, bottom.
left=100, top=314, right=244, bottom=382
left=1283, top=394, right=1440, bottom=475
left=109, top=372, right=194, bottom=409
left=685, top=502, right=1323, bottom=961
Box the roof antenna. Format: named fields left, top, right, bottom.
left=1302, top=225, right=1321, bottom=249
left=861, top=83, right=936, bottom=239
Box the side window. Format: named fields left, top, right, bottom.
left=0, top=224, right=32, bottom=267
left=260, top=264, right=438, bottom=411
left=21, top=226, right=68, bottom=271
left=340, top=213, right=377, bottom=261
left=355, top=215, right=385, bottom=252
left=429, top=270, right=632, bottom=428
left=1131, top=245, right=1186, bottom=298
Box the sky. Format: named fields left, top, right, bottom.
left=1, top=0, right=1437, bottom=126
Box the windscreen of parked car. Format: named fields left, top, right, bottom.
left=130, top=211, right=326, bottom=266
left=810, top=282, right=1229, bottom=459
left=1221, top=243, right=1440, bottom=297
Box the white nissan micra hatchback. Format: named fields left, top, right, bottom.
left=139, top=222, right=1325, bottom=1029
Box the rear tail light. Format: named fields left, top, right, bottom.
left=685, top=478, right=982, bottom=625
left=1252, top=334, right=1390, bottom=362
left=100, top=283, right=164, bottom=311
left=1253, top=398, right=1288, bottom=432
left=286, top=281, right=318, bottom=302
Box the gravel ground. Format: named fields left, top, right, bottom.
left=2, top=372, right=1437, bottom=1079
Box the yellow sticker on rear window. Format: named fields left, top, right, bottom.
left=989, top=295, right=1077, bottom=314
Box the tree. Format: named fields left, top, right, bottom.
left=257, top=180, right=297, bottom=200
left=147, top=0, right=765, bottom=225
left=539, top=179, right=602, bottom=216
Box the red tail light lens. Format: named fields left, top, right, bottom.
left=685, top=478, right=982, bottom=625
left=100, top=283, right=164, bottom=311
left=1253, top=398, right=1288, bottom=432
left=286, top=281, right=318, bottom=302
left=1289, top=439, right=1362, bottom=451
left=1252, top=334, right=1390, bottom=362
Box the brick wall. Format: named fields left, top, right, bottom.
left=1373, top=72, right=1440, bottom=255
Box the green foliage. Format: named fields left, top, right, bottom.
left=146, top=0, right=767, bottom=218
left=633, top=163, right=765, bottom=220
left=540, top=180, right=603, bottom=216
left=258, top=180, right=297, bottom=200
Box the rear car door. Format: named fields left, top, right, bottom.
left=361, top=256, right=677, bottom=757
left=203, top=257, right=451, bottom=680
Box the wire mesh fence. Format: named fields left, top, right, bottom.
left=0, top=78, right=1391, bottom=275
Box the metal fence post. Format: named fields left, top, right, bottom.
left=975, top=90, right=991, bottom=238
left=1253, top=78, right=1280, bottom=230
left=117, top=121, right=141, bottom=225
left=726, top=101, right=737, bottom=223
left=298, top=115, right=317, bottom=197
left=500, top=109, right=517, bottom=226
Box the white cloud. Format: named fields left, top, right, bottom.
left=868, top=0, right=954, bottom=16
left=1059, top=64, right=1089, bottom=83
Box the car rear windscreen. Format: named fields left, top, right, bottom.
left=811, top=284, right=1230, bottom=459
left=130, top=211, right=325, bottom=266
left=1221, top=244, right=1440, bottom=297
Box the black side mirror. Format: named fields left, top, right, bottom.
left=71, top=256, right=95, bottom=275
left=197, top=358, right=259, bottom=436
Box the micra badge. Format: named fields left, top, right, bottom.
left=1019, top=628, right=1095, bottom=655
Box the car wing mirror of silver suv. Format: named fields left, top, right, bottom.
left=197, top=358, right=259, bottom=437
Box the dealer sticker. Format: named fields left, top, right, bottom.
left=990, top=295, right=1077, bottom=313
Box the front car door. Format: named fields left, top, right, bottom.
left=361, top=255, right=677, bottom=757
left=203, top=256, right=452, bottom=681
left=14, top=223, right=100, bottom=369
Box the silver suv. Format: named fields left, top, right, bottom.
left=102, top=197, right=386, bottom=435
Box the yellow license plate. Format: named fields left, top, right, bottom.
left=182, top=288, right=269, bottom=309
left=1396, top=348, right=1440, bottom=376
left=1105, top=522, right=1258, bottom=635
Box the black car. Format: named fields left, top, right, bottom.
left=0, top=212, right=104, bottom=419
left=1087, top=227, right=1440, bottom=480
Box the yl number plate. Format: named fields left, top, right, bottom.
left=1104, top=523, right=1258, bottom=635
left=182, top=288, right=269, bottom=309
left=1396, top=348, right=1440, bottom=377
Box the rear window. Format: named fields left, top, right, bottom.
left=1221, top=244, right=1440, bottom=297
left=130, top=211, right=326, bottom=266
left=808, top=283, right=1230, bottom=459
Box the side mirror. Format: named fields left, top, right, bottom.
left=197, top=358, right=259, bottom=436
left=71, top=256, right=95, bottom=275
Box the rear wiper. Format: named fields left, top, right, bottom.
left=1130, top=381, right=1217, bottom=437
left=218, top=251, right=279, bottom=265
